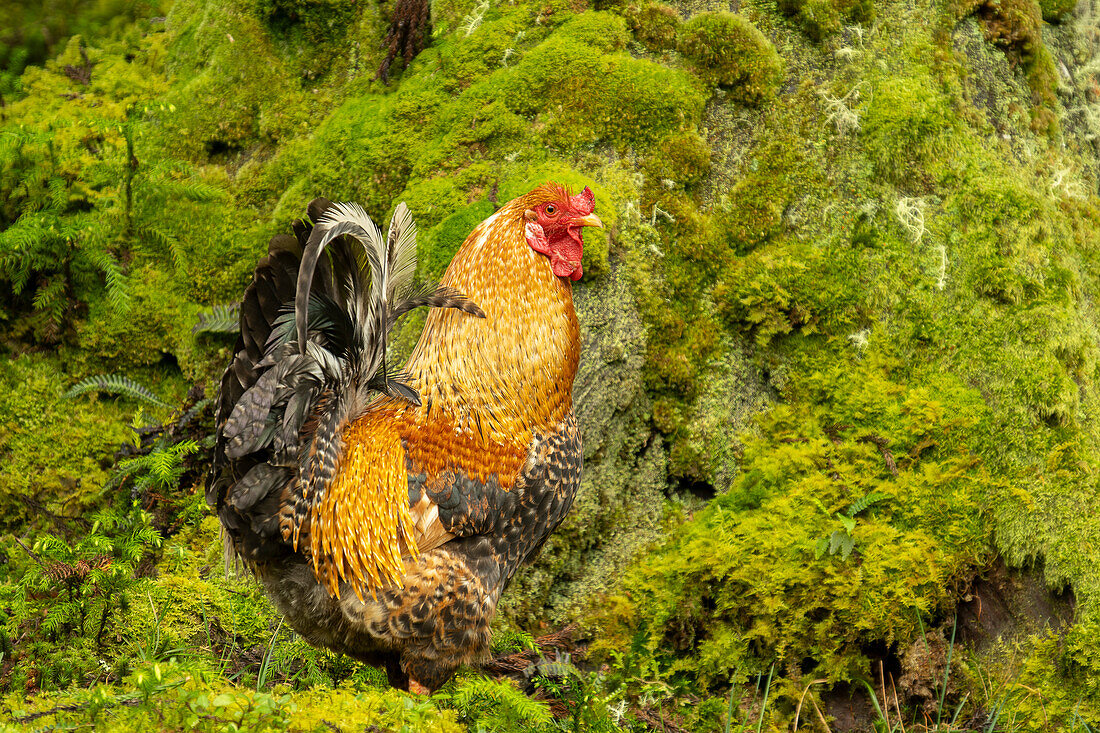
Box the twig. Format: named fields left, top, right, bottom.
left=11, top=536, right=45, bottom=567
left=793, top=678, right=827, bottom=730
left=880, top=660, right=891, bottom=732
left=858, top=435, right=898, bottom=476
left=810, top=697, right=831, bottom=732
left=890, top=673, right=906, bottom=733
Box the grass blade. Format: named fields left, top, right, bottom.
left=725, top=668, right=740, bottom=733
left=755, top=662, right=775, bottom=733
left=257, top=616, right=285, bottom=690
left=937, top=615, right=957, bottom=729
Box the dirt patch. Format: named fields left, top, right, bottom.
left=957, top=557, right=1076, bottom=652
left=822, top=681, right=880, bottom=732
left=820, top=559, right=1074, bottom=732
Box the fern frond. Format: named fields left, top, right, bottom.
left=148, top=440, right=199, bottom=483
left=48, top=177, right=69, bottom=211
left=87, top=249, right=132, bottom=313
left=193, top=304, right=241, bottom=334
left=63, top=374, right=171, bottom=408
left=171, top=180, right=226, bottom=202
left=448, top=675, right=554, bottom=728
left=33, top=534, right=72, bottom=561
left=32, top=276, right=66, bottom=325
left=846, top=491, right=890, bottom=517
left=137, top=223, right=176, bottom=250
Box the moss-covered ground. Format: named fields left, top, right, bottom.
left=3, top=0, right=1100, bottom=728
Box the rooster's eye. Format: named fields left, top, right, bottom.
left=545, top=204, right=557, bottom=215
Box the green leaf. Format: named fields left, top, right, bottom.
left=837, top=514, right=856, bottom=534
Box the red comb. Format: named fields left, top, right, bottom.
left=571, top=186, right=595, bottom=215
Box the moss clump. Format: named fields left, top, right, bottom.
left=505, top=34, right=705, bottom=146
left=593, top=350, right=993, bottom=686
left=556, top=11, right=630, bottom=52
left=719, top=132, right=822, bottom=254
left=418, top=201, right=496, bottom=276
left=625, top=2, right=681, bottom=53
left=678, top=12, right=784, bottom=104
left=257, top=0, right=361, bottom=45
left=777, top=0, right=874, bottom=41
left=0, top=356, right=132, bottom=530
left=642, top=132, right=712, bottom=193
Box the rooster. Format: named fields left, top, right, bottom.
left=208, top=183, right=603, bottom=692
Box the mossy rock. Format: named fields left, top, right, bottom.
left=678, top=12, right=784, bottom=105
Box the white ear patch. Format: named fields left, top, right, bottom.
left=525, top=222, right=549, bottom=254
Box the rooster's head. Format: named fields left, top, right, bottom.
left=520, top=184, right=604, bottom=281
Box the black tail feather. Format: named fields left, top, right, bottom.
left=209, top=197, right=483, bottom=564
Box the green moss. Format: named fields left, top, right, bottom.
left=678, top=12, right=784, bottom=104
left=1037, top=0, right=1076, bottom=20
left=956, top=0, right=1060, bottom=134
left=4, top=673, right=466, bottom=731
left=0, top=356, right=132, bottom=529
left=503, top=34, right=706, bottom=147
left=420, top=200, right=497, bottom=276
left=777, top=0, right=874, bottom=41
left=862, top=69, right=961, bottom=184
left=625, top=2, right=681, bottom=53
left=556, top=11, right=630, bottom=52
left=642, top=132, right=712, bottom=192
left=257, top=0, right=360, bottom=46
left=593, top=351, right=993, bottom=686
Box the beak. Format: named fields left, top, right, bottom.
left=574, top=213, right=604, bottom=229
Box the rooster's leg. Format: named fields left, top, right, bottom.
left=408, top=678, right=431, bottom=695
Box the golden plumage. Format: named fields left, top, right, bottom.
left=307, top=184, right=581, bottom=600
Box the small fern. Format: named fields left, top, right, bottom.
left=23, top=504, right=161, bottom=642
left=63, top=374, right=171, bottom=408
left=443, top=675, right=554, bottom=731
left=88, top=248, right=132, bottom=313
left=846, top=491, right=891, bottom=517
left=193, top=303, right=241, bottom=334
left=113, top=439, right=199, bottom=493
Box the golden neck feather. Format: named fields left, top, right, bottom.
left=404, top=204, right=581, bottom=439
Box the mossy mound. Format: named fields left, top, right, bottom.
left=678, top=11, right=784, bottom=103
left=626, top=2, right=682, bottom=52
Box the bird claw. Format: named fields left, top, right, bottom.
left=408, top=678, right=430, bottom=695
